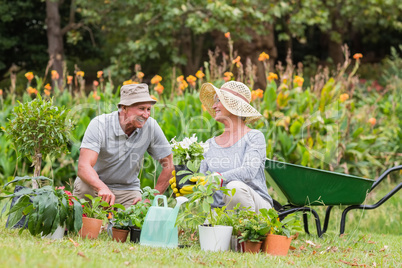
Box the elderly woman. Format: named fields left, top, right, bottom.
left=197, top=81, right=273, bottom=212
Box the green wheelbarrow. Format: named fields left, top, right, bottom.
left=265, top=159, right=402, bottom=237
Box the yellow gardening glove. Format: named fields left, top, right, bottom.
left=179, top=176, right=207, bottom=195
left=169, top=170, right=181, bottom=196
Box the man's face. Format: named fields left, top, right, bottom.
left=122, top=102, right=153, bottom=129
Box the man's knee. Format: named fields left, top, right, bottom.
left=73, top=177, right=96, bottom=200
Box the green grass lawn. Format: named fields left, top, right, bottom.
left=0, top=181, right=400, bottom=267
left=0, top=227, right=400, bottom=267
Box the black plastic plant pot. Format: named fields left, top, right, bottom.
left=130, top=227, right=141, bottom=243
left=175, top=164, right=196, bottom=190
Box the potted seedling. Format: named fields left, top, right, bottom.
left=177, top=174, right=235, bottom=252
left=238, top=211, right=270, bottom=253
left=110, top=204, right=131, bottom=242
left=260, top=208, right=302, bottom=256
left=80, top=194, right=110, bottom=239
left=126, top=187, right=159, bottom=243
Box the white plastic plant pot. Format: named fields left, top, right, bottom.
left=42, top=225, right=65, bottom=240
left=198, top=225, right=233, bottom=252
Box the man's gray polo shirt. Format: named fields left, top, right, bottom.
left=80, top=111, right=172, bottom=191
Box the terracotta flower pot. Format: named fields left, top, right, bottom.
left=112, top=227, right=129, bottom=242
left=79, top=217, right=103, bottom=239
left=262, top=234, right=292, bottom=256
left=243, top=241, right=263, bottom=253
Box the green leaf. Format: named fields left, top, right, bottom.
left=202, top=199, right=210, bottom=213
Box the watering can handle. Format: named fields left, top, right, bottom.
left=152, top=195, right=167, bottom=207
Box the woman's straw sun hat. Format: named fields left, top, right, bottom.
left=199, top=81, right=262, bottom=124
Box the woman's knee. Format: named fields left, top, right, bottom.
left=226, top=181, right=248, bottom=192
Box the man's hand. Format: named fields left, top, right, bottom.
left=132, top=196, right=143, bottom=205
left=98, top=187, right=116, bottom=205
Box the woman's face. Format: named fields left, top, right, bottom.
left=212, top=94, right=232, bottom=122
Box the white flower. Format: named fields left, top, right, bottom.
left=180, top=137, right=191, bottom=149
left=200, top=141, right=209, bottom=153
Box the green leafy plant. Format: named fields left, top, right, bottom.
left=80, top=194, right=110, bottom=220
left=111, top=204, right=131, bottom=230
left=126, top=202, right=150, bottom=229
left=2, top=95, right=74, bottom=187
left=238, top=211, right=270, bottom=243
left=0, top=176, right=83, bottom=236
left=260, top=208, right=302, bottom=238
left=119, top=186, right=160, bottom=229
left=176, top=174, right=235, bottom=231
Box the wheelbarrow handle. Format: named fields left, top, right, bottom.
left=370, top=165, right=402, bottom=192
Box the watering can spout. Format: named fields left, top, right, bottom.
left=170, top=196, right=188, bottom=219
left=175, top=196, right=189, bottom=208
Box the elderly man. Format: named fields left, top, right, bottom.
left=73, top=83, right=174, bottom=208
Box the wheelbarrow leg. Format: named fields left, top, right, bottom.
left=340, top=182, right=402, bottom=235
left=322, top=206, right=334, bottom=235
left=303, top=212, right=310, bottom=235
left=279, top=207, right=323, bottom=237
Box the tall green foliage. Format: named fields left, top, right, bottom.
left=2, top=95, right=74, bottom=186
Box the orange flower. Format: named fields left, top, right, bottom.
left=225, top=32, right=230, bottom=39
left=201, top=104, right=206, bottom=112
left=251, top=89, right=264, bottom=101
left=186, top=75, right=197, bottom=87
left=92, top=91, right=100, bottom=100
left=0, top=89, right=3, bottom=96
left=251, top=91, right=258, bottom=101
left=232, top=56, right=241, bottom=67
left=25, top=72, right=34, bottom=82
left=179, top=80, right=188, bottom=90
left=340, top=93, right=349, bottom=102
left=51, top=70, right=59, bottom=80
left=67, top=75, right=73, bottom=84
left=151, top=75, right=162, bottom=84
left=195, top=70, right=205, bottom=79
left=76, top=71, right=85, bottom=77
left=255, top=88, right=264, bottom=98
left=353, top=53, right=363, bottom=60
left=27, top=87, right=37, bottom=95
left=224, top=72, right=233, bottom=78
left=97, top=71, right=103, bottom=78
left=44, top=89, right=51, bottom=96
left=368, top=117, right=376, bottom=126
left=123, top=79, right=133, bottom=85
left=44, top=83, right=52, bottom=90
left=223, top=72, right=233, bottom=82
left=155, top=83, right=164, bottom=94
left=150, top=95, right=158, bottom=101
left=267, top=72, right=278, bottom=82
left=294, top=75, right=304, bottom=87
left=93, top=80, right=99, bottom=87
left=137, top=72, right=144, bottom=79
left=177, top=75, right=184, bottom=82
left=258, top=52, right=269, bottom=62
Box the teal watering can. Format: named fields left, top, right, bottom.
left=140, top=195, right=188, bottom=248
